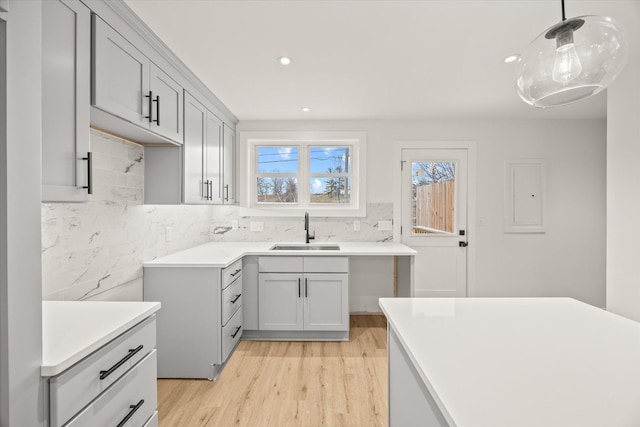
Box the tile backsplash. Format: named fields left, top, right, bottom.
left=41, top=130, right=394, bottom=301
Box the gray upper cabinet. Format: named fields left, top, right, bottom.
left=92, top=14, right=149, bottom=128
left=150, top=63, right=184, bottom=144
left=42, top=0, right=91, bottom=202
left=92, top=15, right=183, bottom=145
left=222, top=124, right=236, bottom=204
left=183, top=91, right=222, bottom=204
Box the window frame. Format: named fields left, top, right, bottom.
left=241, top=131, right=367, bottom=217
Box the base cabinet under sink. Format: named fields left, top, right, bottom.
left=247, top=256, right=349, bottom=341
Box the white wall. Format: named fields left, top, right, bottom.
left=239, top=119, right=607, bottom=307
left=41, top=131, right=395, bottom=302
left=607, top=55, right=640, bottom=321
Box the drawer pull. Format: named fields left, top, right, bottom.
left=231, top=293, right=242, bottom=304
left=116, top=399, right=144, bottom=427
left=230, top=268, right=241, bottom=277
left=99, top=345, right=143, bottom=380
left=231, top=325, right=242, bottom=339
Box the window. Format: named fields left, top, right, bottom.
left=243, top=132, right=366, bottom=216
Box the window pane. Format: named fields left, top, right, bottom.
left=310, top=178, right=351, bottom=204
left=412, top=161, right=456, bottom=234
left=309, top=146, right=351, bottom=174
left=257, top=146, right=298, bottom=173
left=256, top=177, right=298, bottom=203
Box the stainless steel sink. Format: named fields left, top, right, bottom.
left=270, top=244, right=340, bottom=251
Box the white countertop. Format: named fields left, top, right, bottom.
left=379, top=297, right=640, bottom=427
left=42, top=301, right=161, bottom=377
left=144, top=241, right=416, bottom=268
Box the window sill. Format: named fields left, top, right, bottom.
left=238, top=206, right=367, bottom=218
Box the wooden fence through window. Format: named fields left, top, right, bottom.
left=414, top=180, right=455, bottom=233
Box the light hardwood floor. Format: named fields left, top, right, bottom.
left=157, top=315, right=388, bottom=427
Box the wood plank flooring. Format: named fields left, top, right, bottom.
left=157, top=315, right=388, bottom=427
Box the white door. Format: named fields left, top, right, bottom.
left=205, top=112, right=223, bottom=204
left=92, top=15, right=150, bottom=128
left=182, top=92, right=207, bottom=204
left=258, top=273, right=303, bottom=330
left=149, top=63, right=183, bottom=144
left=401, top=149, right=469, bottom=297
left=303, top=274, right=349, bottom=331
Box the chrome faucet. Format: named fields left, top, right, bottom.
left=304, top=211, right=315, bottom=244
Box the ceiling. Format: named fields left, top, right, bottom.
left=124, top=0, right=640, bottom=121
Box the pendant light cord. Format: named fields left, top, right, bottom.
left=561, top=0, right=566, bottom=21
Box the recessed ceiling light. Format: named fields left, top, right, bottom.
left=278, top=56, right=292, bottom=65
left=301, top=107, right=311, bottom=112
left=504, top=54, right=521, bottom=64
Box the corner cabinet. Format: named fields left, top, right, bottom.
left=92, top=15, right=183, bottom=145
left=253, top=256, right=350, bottom=341
left=42, top=0, right=92, bottom=202
left=143, top=259, right=243, bottom=380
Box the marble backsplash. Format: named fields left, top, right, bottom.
left=41, top=131, right=394, bottom=301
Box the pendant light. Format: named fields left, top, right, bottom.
left=516, top=0, right=628, bottom=108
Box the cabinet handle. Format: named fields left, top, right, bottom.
left=298, top=278, right=301, bottom=298
left=153, top=95, right=160, bottom=126
left=231, top=325, right=242, bottom=338
left=224, top=184, right=229, bottom=202
left=116, top=399, right=144, bottom=427
left=231, top=293, right=242, bottom=304
left=202, top=181, right=207, bottom=201
left=144, top=91, right=153, bottom=123
left=305, top=277, right=308, bottom=298
left=81, top=152, right=93, bottom=195
left=99, top=345, right=143, bottom=380
left=230, top=268, right=241, bottom=277
left=208, top=180, right=213, bottom=201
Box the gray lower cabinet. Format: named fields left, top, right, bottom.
left=47, top=316, right=158, bottom=427
left=42, top=0, right=91, bottom=202
left=253, top=256, right=349, bottom=340
left=92, top=15, right=183, bottom=145
left=143, top=259, right=243, bottom=379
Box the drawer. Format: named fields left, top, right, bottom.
left=143, top=411, right=158, bottom=427
left=304, top=256, right=349, bottom=273
left=222, top=259, right=243, bottom=289
left=66, top=350, right=158, bottom=427
left=258, top=256, right=303, bottom=273
left=221, top=306, right=243, bottom=362
left=49, top=316, right=156, bottom=427
left=221, top=275, right=242, bottom=326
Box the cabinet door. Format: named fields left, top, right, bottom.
left=42, top=0, right=90, bottom=202
left=92, top=15, right=150, bottom=128
left=303, top=274, right=349, bottom=331
left=205, top=112, right=223, bottom=204
left=149, top=63, right=183, bottom=144
left=222, top=124, right=236, bottom=204
left=258, top=273, right=303, bottom=331
left=183, top=92, right=206, bottom=204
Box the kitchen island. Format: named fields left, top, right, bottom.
left=379, top=297, right=640, bottom=427
left=42, top=301, right=161, bottom=426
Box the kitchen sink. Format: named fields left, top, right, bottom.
left=270, top=244, right=341, bottom=251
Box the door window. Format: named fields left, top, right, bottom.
left=411, top=161, right=457, bottom=235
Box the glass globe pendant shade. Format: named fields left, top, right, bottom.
left=516, top=15, right=628, bottom=108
